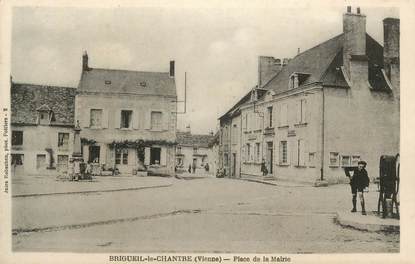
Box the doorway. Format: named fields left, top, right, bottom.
left=232, top=153, right=236, bottom=178
left=267, top=142, right=273, bottom=175
left=89, top=146, right=100, bottom=163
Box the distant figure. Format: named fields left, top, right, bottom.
left=344, top=161, right=370, bottom=215
left=205, top=163, right=210, bottom=172
left=261, top=159, right=268, bottom=176
left=192, top=163, right=196, bottom=174
left=188, top=164, right=191, bottom=173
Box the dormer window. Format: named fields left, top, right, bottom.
left=36, top=104, right=53, bottom=125
left=289, top=72, right=310, bottom=89
left=105, top=80, right=111, bottom=85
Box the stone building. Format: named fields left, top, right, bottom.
left=219, top=7, right=400, bottom=184
left=76, top=52, right=177, bottom=175
left=10, top=82, right=76, bottom=176
left=176, top=130, right=215, bottom=174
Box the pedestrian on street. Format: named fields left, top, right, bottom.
left=192, top=163, right=196, bottom=174
left=261, top=159, right=268, bottom=176
left=188, top=164, right=191, bottom=173
left=344, top=160, right=370, bottom=215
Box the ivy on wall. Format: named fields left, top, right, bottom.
left=108, top=139, right=177, bottom=150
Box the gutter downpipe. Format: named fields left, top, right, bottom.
left=320, top=86, right=325, bottom=181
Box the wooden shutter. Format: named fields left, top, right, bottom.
left=144, top=147, right=150, bottom=165
left=132, top=110, right=140, bottom=130
left=296, top=101, right=301, bottom=124
left=102, top=109, right=109, bottom=128
left=83, top=109, right=90, bottom=128
left=160, top=147, right=167, bottom=166
left=302, top=99, right=307, bottom=123
left=99, top=144, right=106, bottom=165
left=114, top=110, right=121, bottom=129
left=144, top=111, right=151, bottom=130
left=162, top=111, right=169, bottom=130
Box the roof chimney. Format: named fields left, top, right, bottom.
left=343, top=6, right=366, bottom=77
left=258, top=56, right=282, bottom=88
left=169, top=60, right=175, bottom=78
left=82, top=51, right=89, bottom=71
left=383, top=18, right=400, bottom=97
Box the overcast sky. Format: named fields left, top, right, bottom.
left=11, top=4, right=399, bottom=134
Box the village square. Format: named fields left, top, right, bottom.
left=9, top=6, right=400, bottom=253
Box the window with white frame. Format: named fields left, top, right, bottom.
left=12, top=131, right=23, bottom=146
left=115, top=149, right=128, bottom=165
left=11, top=154, right=24, bottom=165
left=151, top=111, right=163, bottom=130
left=58, top=133, right=69, bottom=149
left=267, top=106, right=273, bottom=128
left=279, top=141, right=288, bottom=164
left=90, top=109, right=103, bottom=127
left=309, top=152, right=316, bottom=167
left=351, top=155, right=361, bottom=166
left=329, top=152, right=339, bottom=167
left=121, top=110, right=132, bottom=129
left=341, top=155, right=351, bottom=167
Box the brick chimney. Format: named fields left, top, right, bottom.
left=82, top=51, right=89, bottom=71
left=343, top=6, right=367, bottom=79
left=383, top=18, right=400, bottom=93
left=169, top=60, right=175, bottom=78
left=258, top=56, right=282, bottom=88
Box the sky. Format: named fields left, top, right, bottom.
left=11, top=4, right=399, bottom=134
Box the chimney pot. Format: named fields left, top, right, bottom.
left=169, top=60, right=175, bottom=78
left=82, top=51, right=89, bottom=71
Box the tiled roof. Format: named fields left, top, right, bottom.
left=265, top=33, right=388, bottom=92
left=78, top=68, right=176, bottom=96
left=177, top=132, right=215, bottom=148
left=11, top=82, right=76, bottom=126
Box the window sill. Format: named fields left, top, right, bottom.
left=329, top=165, right=340, bottom=168
left=278, top=164, right=290, bottom=167
left=294, top=123, right=308, bottom=128
left=12, top=145, right=23, bottom=150
left=119, top=128, right=133, bottom=131
left=294, top=165, right=307, bottom=168
left=278, top=125, right=289, bottom=129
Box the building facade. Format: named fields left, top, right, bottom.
left=219, top=8, right=400, bottom=184
left=10, top=83, right=76, bottom=176
left=76, top=52, right=177, bottom=175
left=176, top=131, right=215, bottom=174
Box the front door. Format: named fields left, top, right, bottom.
left=267, top=142, right=273, bottom=175
left=89, top=146, right=100, bottom=163
left=232, top=153, right=236, bottom=178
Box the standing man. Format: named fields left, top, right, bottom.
left=344, top=161, right=370, bottom=215
left=261, top=159, right=268, bottom=176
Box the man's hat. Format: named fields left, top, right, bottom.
left=358, top=160, right=367, bottom=166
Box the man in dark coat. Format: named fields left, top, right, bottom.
left=344, top=161, right=370, bottom=215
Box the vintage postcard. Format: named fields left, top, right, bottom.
left=0, top=0, right=414, bottom=263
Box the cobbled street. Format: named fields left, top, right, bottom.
left=12, top=176, right=399, bottom=253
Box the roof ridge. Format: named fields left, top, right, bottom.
left=292, top=33, right=344, bottom=60
left=90, top=67, right=169, bottom=75
left=12, top=82, right=77, bottom=90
